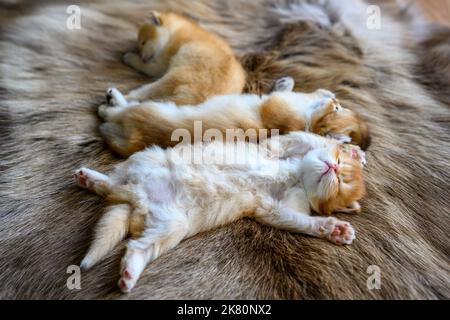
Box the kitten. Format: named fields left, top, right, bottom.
left=98, top=77, right=370, bottom=157
left=110, top=11, right=245, bottom=105
left=74, top=131, right=365, bottom=292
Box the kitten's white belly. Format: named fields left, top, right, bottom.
left=144, top=178, right=173, bottom=203
left=280, top=185, right=311, bottom=215
left=111, top=144, right=304, bottom=234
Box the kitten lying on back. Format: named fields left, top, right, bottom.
left=74, top=131, right=365, bottom=292
left=99, top=77, right=370, bottom=157
left=108, top=11, right=245, bottom=106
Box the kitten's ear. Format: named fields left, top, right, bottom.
left=315, top=89, right=335, bottom=99
left=337, top=201, right=361, bottom=214
left=339, top=144, right=367, bottom=167
left=148, top=11, right=163, bottom=26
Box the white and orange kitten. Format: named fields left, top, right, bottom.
left=74, top=131, right=365, bottom=292
left=100, top=77, right=370, bottom=157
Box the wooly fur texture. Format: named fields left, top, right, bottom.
left=0, top=0, right=449, bottom=299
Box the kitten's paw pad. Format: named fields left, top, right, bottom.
left=74, top=168, right=89, bottom=189
left=118, top=277, right=135, bottom=293
left=74, top=168, right=108, bottom=192
left=105, top=88, right=114, bottom=105
left=106, top=88, right=121, bottom=106
left=118, top=246, right=146, bottom=293
left=118, top=267, right=138, bottom=293
left=319, top=218, right=355, bottom=245
left=273, top=76, right=295, bottom=92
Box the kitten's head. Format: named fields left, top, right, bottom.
left=301, top=145, right=365, bottom=215
left=307, top=91, right=370, bottom=150
left=137, top=11, right=182, bottom=62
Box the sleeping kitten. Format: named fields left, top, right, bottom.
left=110, top=11, right=245, bottom=105
left=74, top=131, right=365, bottom=292
left=99, top=77, right=370, bottom=157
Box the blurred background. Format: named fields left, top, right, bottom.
left=417, top=0, right=450, bottom=26
left=416, top=0, right=450, bottom=25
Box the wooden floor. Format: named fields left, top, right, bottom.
left=416, top=0, right=450, bottom=26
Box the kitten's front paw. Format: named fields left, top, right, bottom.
left=74, top=168, right=90, bottom=189
left=106, top=87, right=128, bottom=107
left=123, top=52, right=141, bottom=68
left=272, top=76, right=295, bottom=93
left=318, top=218, right=355, bottom=245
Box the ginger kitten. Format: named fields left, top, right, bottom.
left=74, top=132, right=365, bottom=292
left=110, top=11, right=245, bottom=105
left=99, top=77, right=370, bottom=157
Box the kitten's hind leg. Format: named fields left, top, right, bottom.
left=271, top=76, right=295, bottom=93
left=99, top=122, right=134, bottom=157
left=74, top=168, right=111, bottom=196
left=80, top=204, right=131, bottom=270
left=118, top=213, right=188, bottom=292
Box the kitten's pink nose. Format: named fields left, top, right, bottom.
left=324, top=161, right=339, bottom=174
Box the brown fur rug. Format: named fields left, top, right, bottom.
left=0, top=0, right=449, bottom=299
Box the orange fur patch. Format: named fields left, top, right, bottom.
left=136, top=11, right=246, bottom=105
left=260, top=96, right=305, bottom=134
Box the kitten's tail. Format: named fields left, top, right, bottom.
left=80, top=204, right=131, bottom=270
